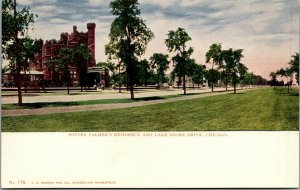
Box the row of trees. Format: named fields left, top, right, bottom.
left=105, top=0, right=266, bottom=99
left=269, top=53, right=299, bottom=94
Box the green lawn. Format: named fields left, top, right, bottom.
left=2, top=87, right=299, bottom=132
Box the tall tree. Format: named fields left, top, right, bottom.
left=45, top=48, right=74, bottom=94
left=289, top=52, right=299, bottom=84
left=59, top=48, right=74, bottom=94
left=276, top=68, right=293, bottom=94
left=190, top=63, right=204, bottom=89
left=73, top=44, right=92, bottom=92
left=6, top=37, right=43, bottom=92
left=166, top=27, right=193, bottom=95
left=107, top=0, right=154, bottom=99
left=206, top=69, right=220, bottom=90
left=223, top=48, right=244, bottom=94
left=2, top=0, right=37, bottom=105
left=44, top=58, right=62, bottom=85
left=269, top=72, right=278, bottom=88
left=105, top=36, right=124, bottom=93
left=237, top=62, right=248, bottom=89
left=206, top=43, right=222, bottom=92
left=150, top=53, right=169, bottom=88
left=137, top=59, right=150, bottom=86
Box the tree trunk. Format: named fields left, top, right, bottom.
left=183, top=75, right=186, bottom=95
left=17, top=74, right=22, bottom=105
left=14, top=0, right=22, bottom=105
left=198, top=83, right=200, bottom=90
left=130, top=83, right=134, bottom=100
left=211, top=62, right=214, bottom=92
left=119, top=64, right=121, bottom=93
left=126, top=72, right=129, bottom=91
left=24, top=70, right=27, bottom=93
left=234, top=83, right=236, bottom=94
left=81, top=85, right=83, bottom=92
left=145, top=72, right=148, bottom=87
left=225, top=73, right=228, bottom=91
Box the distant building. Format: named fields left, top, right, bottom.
left=32, top=23, right=96, bottom=84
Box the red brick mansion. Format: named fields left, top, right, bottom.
left=32, top=23, right=96, bottom=83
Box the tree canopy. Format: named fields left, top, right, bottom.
left=2, top=0, right=38, bottom=105
left=205, top=43, right=222, bottom=91
left=107, top=0, right=154, bottom=99
left=150, top=53, right=169, bottom=86
left=165, top=27, right=193, bottom=95
left=289, top=52, right=299, bottom=84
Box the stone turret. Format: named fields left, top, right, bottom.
left=73, top=25, right=77, bottom=33
left=87, top=23, right=96, bottom=67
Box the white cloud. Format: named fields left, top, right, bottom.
left=18, top=0, right=33, bottom=5
left=88, top=0, right=106, bottom=6
left=140, top=0, right=175, bottom=8
left=49, top=18, right=68, bottom=24
left=18, top=0, right=56, bottom=5
left=179, top=0, right=209, bottom=7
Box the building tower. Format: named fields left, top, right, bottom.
left=87, top=23, right=96, bottom=67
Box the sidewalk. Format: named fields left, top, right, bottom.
left=2, top=87, right=249, bottom=117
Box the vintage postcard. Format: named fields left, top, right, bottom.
left=1, top=0, right=299, bottom=188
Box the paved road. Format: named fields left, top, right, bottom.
left=2, top=87, right=251, bottom=117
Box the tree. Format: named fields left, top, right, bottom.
left=221, top=48, right=234, bottom=91
left=150, top=53, right=169, bottom=88
left=44, top=58, right=62, bottom=85
left=223, top=48, right=244, bottom=94
left=289, top=52, right=299, bottom=84
left=136, top=59, right=150, bottom=86
left=269, top=72, right=278, bottom=88
left=166, top=27, right=193, bottom=95
left=276, top=68, right=293, bottom=94
left=6, top=37, right=43, bottom=92
left=205, top=43, right=222, bottom=92
left=45, top=48, right=74, bottom=94
left=59, top=48, right=74, bottom=94
left=206, top=69, right=220, bottom=90
left=105, top=35, right=124, bottom=93
left=107, top=0, right=154, bottom=99
left=237, top=62, right=248, bottom=89
left=190, top=63, right=205, bottom=89
left=2, top=0, right=37, bottom=105
left=73, top=44, right=92, bottom=91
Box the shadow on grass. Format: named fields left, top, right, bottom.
left=276, top=92, right=299, bottom=96
left=179, top=93, right=201, bottom=96
left=290, top=93, right=299, bottom=96
left=18, top=101, right=81, bottom=109
left=2, top=94, right=18, bottom=97
left=134, top=96, right=165, bottom=101
left=229, top=92, right=246, bottom=95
